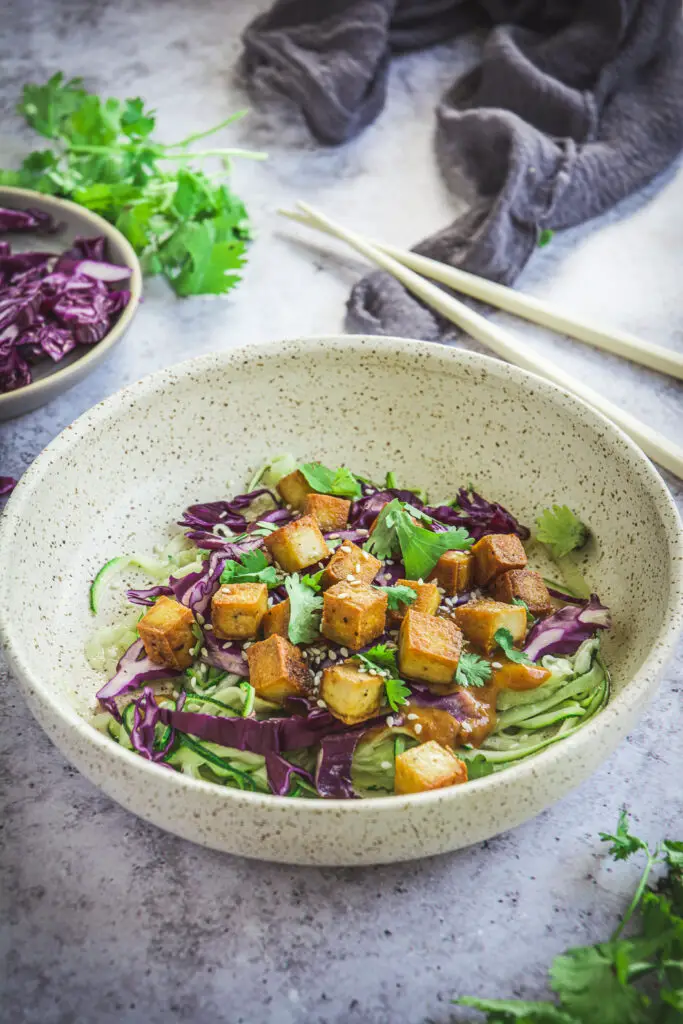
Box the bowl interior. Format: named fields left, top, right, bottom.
left=2, top=339, right=680, bottom=741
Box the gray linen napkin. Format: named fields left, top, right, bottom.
left=243, top=0, right=683, bottom=340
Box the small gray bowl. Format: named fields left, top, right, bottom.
left=0, top=185, right=142, bottom=419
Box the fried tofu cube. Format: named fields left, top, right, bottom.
left=471, top=533, right=527, bottom=586
left=388, top=578, right=440, bottom=625
left=453, top=598, right=527, bottom=654
left=211, top=583, right=268, bottom=640
left=303, top=493, right=351, bottom=532
left=321, top=582, right=387, bottom=650
left=321, top=541, right=380, bottom=590
left=321, top=659, right=385, bottom=725
left=394, top=741, right=468, bottom=795
left=491, top=659, right=551, bottom=691
left=428, top=550, right=473, bottom=595
left=489, top=568, right=552, bottom=617
left=398, top=608, right=463, bottom=686
left=261, top=598, right=291, bottom=639
left=276, top=469, right=313, bottom=510
left=263, top=514, right=329, bottom=573
left=245, top=634, right=311, bottom=704
left=138, top=596, right=195, bottom=670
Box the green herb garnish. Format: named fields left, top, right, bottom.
left=512, top=596, right=536, bottom=627
left=536, top=504, right=589, bottom=560
left=220, top=549, right=279, bottom=587
left=299, top=461, right=362, bottom=500
left=378, top=585, right=418, bottom=611
left=354, top=644, right=398, bottom=674
left=284, top=573, right=323, bottom=645
left=384, top=677, right=411, bottom=712
left=494, top=627, right=532, bottom=665
left=538, top=228, right=554, bottom=248
left=0, top=73, right=265, bottom=296
left=455, top=652, right=492, bottom=688
left=365, top=500, right=472, bottom=579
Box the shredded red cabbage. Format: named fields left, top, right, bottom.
left=0, top=476, right=16, bottom=496
left=265, top=753, right=315, bottom=796
left=425, top=489, right=530, bottom=541
left=130, top=686, right=177, bottom=762
left=349, top=488, right=423, bottom=530
left=315, top=730, right=367, bottom=798
left=179, top=489, right=280, bottom=534
left=524, top=594, right=611, bottom=660
left=126, top=583, right=173, bottom=607
left=203, top=632, right=249, bottom=676
left=0, top=216, right=131, bottom=393
left=96, top=639, right=181, bottom=718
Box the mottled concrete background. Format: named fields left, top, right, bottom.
left=1, top=2, right=682, bottom=1022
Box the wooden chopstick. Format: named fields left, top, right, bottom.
left=281, top=209, right=683, bottom=382
left=279, top=201, right=683, bottom=480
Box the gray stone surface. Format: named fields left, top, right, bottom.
left=1, top=2, right=682, bottom=1022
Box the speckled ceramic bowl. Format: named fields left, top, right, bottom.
left=0, top=186, right=142, bottom=420
left=1, top=337, right=682, bottom=865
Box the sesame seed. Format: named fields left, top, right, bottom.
left=200, top=647, right=208, bottom=657
left=417, top=578, right=424, bottom=585
left=386, top=559, right=394, bottom=566
left=314, top=672, right=322, bottom=683
left=386, top=716, right=395, bottom=727
left=492, top=661, right=503, bottom=669
left=317, top=698, right=327, bottom=708
left=368, top=668, right=378, bottom=676
left=328, top=651, right=337, bottom=661
left=437, top=586, right=446, bottom=595
left=196, top=613, right=205, bottom=625
left=357, top=529, right=369, bottom=536
left=381, top=761, right=391, bottom=770
left=340, top=545, right=352, bottom=553
left=346, top=574, right=356, bottom=582
left=414, top=723, right=423, bottom=734
left=301, top=650, right=309, bottom=659
left=361, top=551, right=370, bottom=560
left=407, top=713, right=418, bottom=721
left=340, top=647, right=349, bottom=657
left=358, top=665, right=367, bottom=673
left=204, top=623, right=213, bottom=631
left=219, top=511, right=228, bottom=519
left=267, top=597, right=274, bottom=608
left=243, top=641, right=253, bottom=649
left=355, top=562, right=361, bottom=572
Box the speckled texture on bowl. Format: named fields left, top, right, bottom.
left=0, top=186, right=142, bottom=419
left=1, top=336, right=682, bottom=865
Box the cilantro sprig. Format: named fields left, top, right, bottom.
left=284, top=574, right=323, bottom=645
left=299, top=462, right=362, bottom=500
left=536, top=505, right=589, bottom=560
left=365, top=499, right=472, bottom=579
left=457, top=810, right=683, bottom=1022
left=220, top=549, right=279, bottom=587
left=495, top=627, right=532, bottom=665
left=0, top=73, right=266, bottom=296
left=353, top=645, right=410, bottom=712
left=378, top=585, right=418, bottom=611
left=455, top=651, right=492, bottom=688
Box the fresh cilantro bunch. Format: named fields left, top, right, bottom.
left=457, top=810, right=683, bottom=1022
left=354, top=644, right=410, bottom=712
left=0, top=73, right=266, bottom=296
left=220, top=550, right=278, bottom=587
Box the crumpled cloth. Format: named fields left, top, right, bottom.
left=243, top=0, right=683, bottom=340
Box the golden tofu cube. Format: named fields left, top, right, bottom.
left=321, top=541, right=380, bottom=589
left=303, top=493, right=351, bottom=532
left=471, top=533, right=527, bottom=586
left=453, top=598, right=527, bottom=654
left=276, top=469, right=313, bottom=510
left=321, top=659, right=385, bottom=725
left=245, top=634, right=311, bottom=704
left=490, top=658, right=551, bottom=691
left=388, top=578, right=440, bottom=624
left=321, top=582, right=387, bottom=650
left=429, top=550, right=473, bottom=595
left=263, top=514, right=329, bottom=573
left=261, top=598, right=291, bottom=639
left=489, top=568, right=552, bottom=617
left=138, top=596, right=195, bottom=670
left=394, top=740, right=468, bottom=795
left=211, top=582, right=268, bottom=640
left=398, top=608, right=463, bottom=686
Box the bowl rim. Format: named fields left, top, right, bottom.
left=0, top=185, right=143, bottom=409
left=2, top=335, right=682, bottom=814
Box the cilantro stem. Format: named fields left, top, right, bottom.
left=166, top=110, right=249, bottom=148
left=611, top=847, right=660, bottom=940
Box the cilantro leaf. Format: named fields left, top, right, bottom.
left=394, top=509, right=472, bottom=580
left=460, top=754, right=495, bottom=780
left=662, top=841, right=683, bottom=871
left=457, top=997, right=575, bottom=1021
left=354, top=644, right=398, bottom=675
left=538, top=228, right=555, bottom=248
left=495, top=627, right=532, bottom=665
left=536, top=505, right=589, bottom=560
left=285, top=574, right=323, bottom=645
left=378, top=585, right=418, bottom=611
left=599, top=809, right=648, bottom=862
left=455, top=651, right=492, bottom=687
left=385, top=677, right=411, bottom=712
left=364, top=498, right=402, bottom=560
left=512, top=596, right=537, bottom=627
left=299, top=462, right=362, bottom=500
left=549, top=943, right=646, bottom=1024
left=302, top=569, right=324, bottom=592
left=220, top=549, right=279, bottom=587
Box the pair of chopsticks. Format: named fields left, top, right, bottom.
left=279, top=201, right=683, bottom=480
